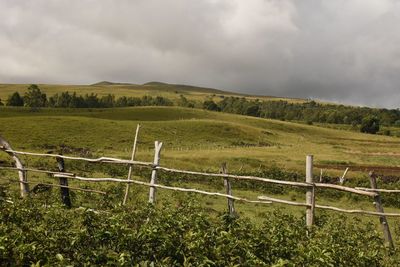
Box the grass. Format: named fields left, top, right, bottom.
left=1, top=106, right=400, bottom=176
left=0, top=82, right=307, bottom=103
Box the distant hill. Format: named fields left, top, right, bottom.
left=142, top=81, right=237, bottom=95
left=0, top=81, right=306, bottom=104
left=91, top=81, right=137, bottom=86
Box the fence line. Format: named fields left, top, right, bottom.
left=356, top=187, right=400, bottom=193
left=0, top=177, right=106, bottom=194
left=2, top=149, right=153, bottom=167
left=2, top=149, right=376, bottom=196
left=2, top=137, right=400, bottom=248
left=54, top=174, right=273, bottom=205
left=257, top=196, right=400, bottom=217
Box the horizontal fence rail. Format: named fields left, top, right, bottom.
left=2, top=149, right=377, bottom=196
left=53, top=174, right=273, bottom=205
left=0, top=178, right=107, bottom=195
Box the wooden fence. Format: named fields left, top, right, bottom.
left=0, top=134, right=399, bottom=248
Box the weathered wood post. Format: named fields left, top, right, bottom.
left=339, top=167, right=349, bottom=185
left=56, top=155, right=71, bottom=208
left=306, top=155, right=315, bottom=227
left=148, top=141, right=163, bottom=204
left=221, top=162, right=235, bottom=216
left=369, top=171, right=394, bottom=249
left=0, top=135, right=29, bottom=197
left=123, top=124, right=140, bottom=205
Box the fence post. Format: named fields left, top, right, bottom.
left=306, top=155, right=315, bottom=227
left=56, top=156, right=71, bottom=208
left=221, top=162, right=235, bottom=216
left=123, top=124, right=140, bottom=205
left=148, top=141, right=163, bottom=204
left=369, top=171, right=394, bottom=249
left=0, top=135, right=29, bottom=197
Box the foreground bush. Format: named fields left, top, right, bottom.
left=0, top=190, right=396, bottom=266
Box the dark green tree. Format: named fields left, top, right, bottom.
left=360, top=116, right=380, bottom=134
left=24, top=84, right=47, bottom=109
left=6, top=92, right=24, bottom=106
left=203, top=100, right=220, bottom=111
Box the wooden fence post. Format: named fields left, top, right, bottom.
left=123, top=124, right=140, bottom=205
left=369, top=171, right=394, bottom=249
left=56, top=156, right=71, bottom=208
left=0, top=135, right=29, bottom=197
left=306, top=155, right=315, bottom=227
left=221, top=162, right=235, bottom=216
left=148, top=141, right=163, bottom=204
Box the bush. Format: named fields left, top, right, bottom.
left=360, top=116, right=380, bottom=134
left=6, top=92, right=24, bottom=106
left=0, top=188, right=394, bottom=266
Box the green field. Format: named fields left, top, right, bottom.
left=1, top=106, right=399, bottom=175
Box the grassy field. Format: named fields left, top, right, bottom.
left=0, top=82, right=307, bottom=104
left=1, top=106, right=399, bottom=176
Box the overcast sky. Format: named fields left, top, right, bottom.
left=1, top=0, right=400, bottom=108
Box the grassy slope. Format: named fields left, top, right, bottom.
left=1, top=106, right=399, bottom=176
left=0, top=82, right=306, bottom=103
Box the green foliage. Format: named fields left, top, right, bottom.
left=360, top=116, right=380, bottom=134
left=203, top=100, right=220, bottom=111
left=0, top=189, right=393, bottom=266
left=6, top=92, right=24, bottom=106
left=23, top=84, right=47, bottom=109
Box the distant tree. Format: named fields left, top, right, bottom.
left=203, top=100, right=220, bottom=111
left=6, top=92, right=24, bottom=106
left=245, top=104, right=260, bottom=117
left=24, top=84, right=46, bottom=109
left=360, top=116, right=380, bottom=134
left=84, top=93, right=101, bottom=108
left=100, top=94, right=115, bottom=108
left=0, top=98, right=3, bottom=106
left=115, top=96, right=128, bottom=107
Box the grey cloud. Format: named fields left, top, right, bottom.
left=0, top=0, right=399, bottom=107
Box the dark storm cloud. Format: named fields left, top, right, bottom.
left=0, top=0, right=399, bottom=107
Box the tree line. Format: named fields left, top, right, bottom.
left=3, top=84, right=400, bottom=134
left=3, top=84, right=173, bottom=109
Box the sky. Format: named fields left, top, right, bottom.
left=1, top=0, right=400, bottom=108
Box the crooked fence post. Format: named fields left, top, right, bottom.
left=56, top=157, right=72, bottom=208
left=369, top=171, right=394, bottom=249
left=123, top=124, right=140, bottom=205
left=0, top=135, right=29, bottom=197
left=339, top=167, right=349, bottom=185
left=306, top=155, right=315, bottom=227
left=221, top=162, right=236, bottom=216
left=148, top=141, right=163, bottom=204
left=56, top=155, right=71, bottom=208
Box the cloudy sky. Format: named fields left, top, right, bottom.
left=1, top=0, right=400, bottom=108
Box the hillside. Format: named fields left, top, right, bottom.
left=0, top=81, right=306, bottom=103
left=1, top=106, right=399, bottom=176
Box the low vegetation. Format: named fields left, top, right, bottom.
left=0, top=186, right=398, bottom=266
